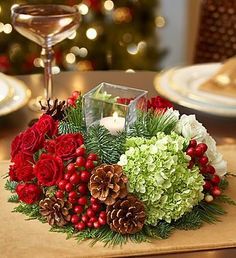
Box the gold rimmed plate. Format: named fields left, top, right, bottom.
left=0, top=74, right=31, bottom=116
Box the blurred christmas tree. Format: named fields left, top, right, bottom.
left=0, top=0, right=165, bottom=74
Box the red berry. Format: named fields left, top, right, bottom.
left=64, top=173, right=72, bottom=181
left=69, top=191, right=78, bottom=199
left=90, top=197, right=97, bottom=204
left=80, top=170, right=90, bottom=182
left=203, top=181, right=212, bottom=191
left=71, top=215, right=80, bottom=224
left=199, top=156, right=209, bottom=166
left=197, top=143, right=208, bottom=153
left=78, top=196, right=87, bottom=206
left=89, top=217, right=97, bottom=223
left=91, top=203, right=101, bottom=212
left=93, top=221, right=101, bottom=229
left=68, top=197, right=77, bottom=204
left=87, top=222, right=93, bottom=228
left=74, top=205, right=84, bottom=214
left=99, top=211, right=107, bottom=219
left=200, top=165, right=207, bottom=174
left=87, top=208, right=95, bottom=218
left=186, top=147, right=195, bottom=158
left=72, top=90, right=80, bottom=100
left=55, top=190, right=64, bottom=199
left=211, top=186, right=221, bottom=196
left=65, top=182, right=73, bottom=192
left=58, top=179, right=68, bottom=190
left=81, top=214, right=89, bottom=223
left=85, top=160, right=95, bottom=170
left=189, top=139, right=197, bottom=148
left=67, top=163, right=75, bottom=172
left=98, top=217, right=106, bottom=225
left=78, top=184, right=88, bottom=195
left=70, top=173, right=81, bottom=185
left=87, top=153, right=98, bottom=161
left=76, top=147, right=86, bottom=157
left=67, top=97, right=75, bottom=106
left=195, top=146, right=204, bottom=157
left=75, top=221, right=85, bottom=231
left=211, top=175, right=221, bottom=185
left=76, top=156, right=86, bottom=167
left=206, top=165, right=216, bottom=174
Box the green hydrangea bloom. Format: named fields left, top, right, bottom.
left=118, top=132, right=204, bottom=225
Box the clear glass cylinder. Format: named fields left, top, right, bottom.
left=83, top=82, right=148, bottom=134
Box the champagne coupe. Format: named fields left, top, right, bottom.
left=11, top=4, right=81, bottom=109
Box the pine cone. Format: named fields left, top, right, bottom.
left=40, top=99, right=66, bottom=121
left=89, top=164, right=128, bottom=205
left=39, top=197, right=72, bottom=226
left=106, top=194, right=146, bottom=234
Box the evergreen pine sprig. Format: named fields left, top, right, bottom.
left=50, top=225, right=75, bottom=240
left=128, top=110, right=178, bottom=138
left=5, top=180, right=18, bottom=193
left=174, top=209, right=202, bottom=230
left=8, top=194, right=19, bottom=203
left=85, top=125, right=126, bottom=164
left=216, top=195, right=236, bottom=205
left=59, top=96, right=86, bottom=135
left=13, top=203, right=46, bottom=222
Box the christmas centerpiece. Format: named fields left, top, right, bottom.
left=5, top=83, right=235, bottom=247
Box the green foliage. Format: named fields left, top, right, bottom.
left=5, top=180, right=17, bottom=193
left=8, top=194, right=19, bottom=203
left=59, top=96, right=86, bottom=135
left=144, top=222, right=174, bottom=239
left=218, top=177, right=229, bottom=190
left=85, top=124, right=126, bottom=164
left=196, top=201, right=226, bottom=223
left=128, top=110, right=178, bottom=138
left=13, top=203, right=46, bottom=222
left=33, top=149, right=45, bottom=162
left=216, top=195, right=236, bottom=205
left=50, top=225, right=75, bottom=240
left=174, top=209, right=203, bottom=230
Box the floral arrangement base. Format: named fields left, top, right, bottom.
left=1, top=146, right=236, bottom=257
left=4, top=88, right=236, bottom=250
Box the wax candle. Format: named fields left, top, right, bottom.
left=100, top=112, right=125, bottom=135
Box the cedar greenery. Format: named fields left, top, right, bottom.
left=8, top=194, right=19, bottom=203
left=59, top=96, right=86, bottom=135
left=5, top=180, right=17, bottom=192
left=85, top=125, right=126, bottom=164
left=128, top=110, right=178, bottom=138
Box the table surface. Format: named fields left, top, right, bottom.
left=0, top=71, right=236, bottom=258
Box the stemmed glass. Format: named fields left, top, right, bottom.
left=11, top=4, right=81, bottom=110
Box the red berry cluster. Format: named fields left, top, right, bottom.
left=186, top=139, right=222, bottom=201
left=67, top=90, right=81, bottom=107
left=55, top=149, right=107, bottom=230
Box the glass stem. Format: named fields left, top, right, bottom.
left=41, top=46, right=54, bottom=99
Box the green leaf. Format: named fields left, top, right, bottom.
left=218, top=177, right=229, bottom=190
left=216, top=195, right=236, bottom=205
left=33, top=149, right=45, bottom=162
left=8, top=194, right=19, bottom=203
left=60, top=95, right=86, bottom=135
left=5, top=180, right=18, bottom=193
left=50, top=225, right=75, bottom=240
left=128, top=110, right=178, bottom=138
left=85, top=125, right=126, bottom=164
left=174, top=209, right=202, bottom=230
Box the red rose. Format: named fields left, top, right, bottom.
left=21, top=126, right=44, bottom=155
left=55, top=133, right=84, bottom=160
left=16, top=183, right=41, bottom=204
left=34, top=154, right=64, bottom=186
left=44, top=139, right=56, bottom=153
left=10, top=133, right=23, bottom=161
left=9, top=153, right=34, bottom=182
left=35, top=114, right=58, bottom=137
left=147, top=96, right=173, bottom=112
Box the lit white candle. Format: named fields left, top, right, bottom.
left=100, top=112, right=125, bottom=135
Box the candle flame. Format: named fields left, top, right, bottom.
left=113, top=111, right=118, bottom=122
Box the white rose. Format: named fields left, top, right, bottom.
left=175, top=114, right=207, bottom=141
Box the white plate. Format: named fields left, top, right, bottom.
left=0, top=73, right=14, bottom=104
left=155, top=63, right=236, bottom=117
left=170, top=64, right=236, bottom=107
left=0, top=74, right=31, bottom=116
